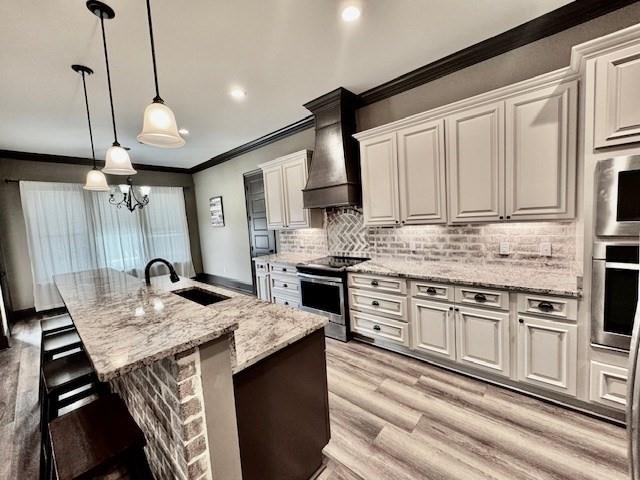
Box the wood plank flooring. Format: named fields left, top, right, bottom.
left=323, top=338, right=629, bottom=480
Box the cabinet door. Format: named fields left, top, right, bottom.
left=456, top=306, right=510, bottom=376
left=256, top=273, right=271, bottom=302
left=398, top=119, right=447, bottom=224
left=360, top=133, right=400, bottom=226
left=517, top=315, right=577, bottom=396
left=447, top=102, right=505, bottom=223
left=262, top=166, right=286, bottom=229
left=594, top=43, right=640, bottom=149
left=411, top=299, right=455, bottom=360
left=505, top=82, right=577, bottom=221
left=282, top=156, right=310, bottom=229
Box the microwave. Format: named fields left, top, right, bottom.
left=595, top=156, right=640, bottom=237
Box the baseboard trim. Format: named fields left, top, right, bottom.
left=193, top=273, right=254, bottom=295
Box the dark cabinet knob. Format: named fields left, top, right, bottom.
left=373, top=325, right=381, bottom=331
left=506, top=216, right=511, bottom=220
left=474, top=293, right=487, bottom=303
left=454, top=307, right=459, bottom=312
left=372, top=300, right=380, bottom=307
left=538, top=301, right=554, bottom=313
left=426, top=287, right=437, bottom=295
left=519, top=318, right=524, bottom=324
left=371, top=280, right=379, bottom=286
left=401, top=220, right=405, bottom=224
left=282, top=268, right=287, bottom=272
left=449, top=306, right=454, bottom=311
left=284, top=301, right=289, bottom=306
left=499, top=216, right=504, bottom=220
left=283, top=284, right=288, bottom=288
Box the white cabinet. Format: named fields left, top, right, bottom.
left=455, top=305, right=510, bottom=377
left=259, top=150, right=322, bottom=230
left=589, top=361, right=627, bottom=410
left=517, top=315, right=577, bottom=396
left=397, top=119, right=447, bottom=224
left=505, top=82, right=577, bottom=220
left=594, top=43, right=640, bottom=149
left=411, top=299, right=456, bottom=360
left=447, top=102, right=505, bottom=223
left=360, top=133, right=400, bottom=226
left=256, top=272, right=270, bottom=302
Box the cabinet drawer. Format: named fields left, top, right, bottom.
left=349, top=288, right=407, bottom=321
left=517, top=294, right=577, bottom=321
left=348, top=273, right=407, bottom=295
left=350, top=310, right=409, bottom=347
left=272, top=294, right=300, bottom=309
left=271, top=277, right=300, bottom=294
left=455, top=286, right=508, bottom=310
left=255, top=260, right=269, bottom=272
left=590, top=361, right=627, bottom=410
left=270, top=263, right=297, bottom=275
left=411, top=281, right=453, bottom=302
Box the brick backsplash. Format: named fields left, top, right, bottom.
left=110, top=348, right=212, bottom=480
left=278, top=208, right=577, bottom=271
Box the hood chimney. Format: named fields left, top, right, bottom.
left=302, top=88, right=361, bottom=209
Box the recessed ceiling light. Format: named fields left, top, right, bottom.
left=230, top=88, right=247, bottom=100
left=178, top=128, right=189, bottom=135
left=341, top=5, right=361, bottom=22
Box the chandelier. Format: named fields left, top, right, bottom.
left=109, top=177, right=150, bottom=212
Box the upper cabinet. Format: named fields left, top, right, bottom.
left=505, top=82, right=577, bottom=221
left=594, top=43, right=640, bottom=149
left=360, top=133, right=400, bottom=226
left=259, top=150, right=322, bottom=230
left=447, top=102, right=505, bottom=223
left=355, top=76, right=578, bottom=226
left=398, top=119, right=447, bottom=225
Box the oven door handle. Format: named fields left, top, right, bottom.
left=297, top=272, right=344, bottom=286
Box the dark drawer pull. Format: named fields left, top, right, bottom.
left=426, top=287, right=437, bottom=295
left=373, top=325, right=381, bottom=331
left=538, top=301, right=554, bottom=313
left=474, top=293, right=487, bottom=303
left=371, top=300, right=380, bottom=307
left=284, top=301, right=289, bottom=306
left=371, top=280, right=379, bottom=286
left=283, top=284, right=288, bottom=288
left=282, top=268, right=287, bottom=272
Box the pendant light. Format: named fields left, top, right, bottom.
left=73, top=64, right=110, bottom=191
left=137, top=0, right=185, bottom=148
left=87, top=0, right=137, bottom=176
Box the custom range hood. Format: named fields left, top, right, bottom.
left=302, top=88, right=361, bottom=208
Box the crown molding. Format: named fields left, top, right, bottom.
left=0, top=150, right=191, bottom=174
left=571, top=21, right=640, bottom=72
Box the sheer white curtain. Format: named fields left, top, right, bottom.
left=20, top=181, right=195, bottom=310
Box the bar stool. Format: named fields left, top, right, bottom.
left=41, top=330, right=83, bottom=363
left=48, top=394, right=153, bottom=480
left=41, top=314, right=74, bottom=337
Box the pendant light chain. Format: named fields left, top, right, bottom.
left=145, top=0, right=162, bottom=102
left=99, top=14, right=119, bottom=145
left=80, top=70, right=97, bottom=166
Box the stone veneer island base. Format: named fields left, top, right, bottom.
left=55, top=269, right=328, bottom=480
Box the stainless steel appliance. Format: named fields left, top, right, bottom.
left=595, top=155, right=640, bottom=237
left=592, top=242, right=639, bottom=350
left=297, top=256, right=369, bottom=341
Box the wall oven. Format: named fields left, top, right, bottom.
left=595, top=155, right=640, bottom=237
left=592, top=242, right=639, bottom=350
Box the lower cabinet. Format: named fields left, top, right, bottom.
left=350, top=309, right=410, bottom=347
left=411, top=299, right=456, bottom=360
left=455, top=306, right=510, bottom=377
left=256, top=272, right=270, bottom=302
left=589, top=361, right=627, bottom=410
left=517, top=315, right=577, bottom=396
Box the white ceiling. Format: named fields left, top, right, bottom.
left=0, top=0, right=573, bottom=169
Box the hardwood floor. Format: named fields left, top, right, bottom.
left=0, top=317, right=629, bottom=480
left=322, top=338, right=628, bottom=480
left=0, top=316, right=42, bottom=480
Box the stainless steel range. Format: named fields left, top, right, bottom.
left=297, top=256, right=369, bottom=342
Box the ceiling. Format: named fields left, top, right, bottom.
left=0, top=0, right=573, bottom=169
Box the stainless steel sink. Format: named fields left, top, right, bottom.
left=172, top=287, right=229, bottom=306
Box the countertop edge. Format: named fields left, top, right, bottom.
left=345, top=265, right=581, bottom=299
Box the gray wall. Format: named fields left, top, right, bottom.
left=0, top=157, right=203, bottom=311
left=193, top=129, right=315, bottom=285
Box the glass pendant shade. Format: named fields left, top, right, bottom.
left=137, top=101, right=185, bottom=148
left=103, top=144, right=136, bottom=175
left=140, top=185, right=151, bottom=196
left=83, top=168, right=110, bottom=191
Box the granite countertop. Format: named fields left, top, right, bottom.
left=55, top=268, right=326, bottom=380
left=252, top=252, right=324, bottom=266
left=347, top=259, right=581, bottom=298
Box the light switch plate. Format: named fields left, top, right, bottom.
left=499, top=242, right=510, bottom=255
left=540, top=242, right=552, bottom=257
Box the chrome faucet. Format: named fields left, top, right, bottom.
left=144, top=258, right=180, bottom=286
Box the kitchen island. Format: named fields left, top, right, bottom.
left=54, top=268, right=328, bottom=480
